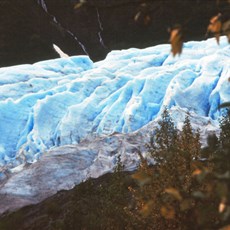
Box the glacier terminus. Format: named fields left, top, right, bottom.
left=0, top=37, right=229, bottom=213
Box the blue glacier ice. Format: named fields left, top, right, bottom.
left=0, top=36, right=229, bottom=167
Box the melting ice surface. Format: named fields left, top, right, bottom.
left=0, top=37, right=230, bottom=167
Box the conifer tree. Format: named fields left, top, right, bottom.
left=189, top=109, right=230, bottom=229
left=211, top=109, right=230, bottom=227
left=219, top=109, right=230, bottom=164
left=219, top=110, right=230, bottom=145
left=176, top=115, right=201, bottom=190
left=129, top=111, right=204, bottom=229
left=149, top=107, right=178, bottom=165
left=217, top=109, right=230, bottom=173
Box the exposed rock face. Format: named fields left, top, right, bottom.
left=0, top=0, right=228, bottom=67
left=0, top=107, right=219, bottom=214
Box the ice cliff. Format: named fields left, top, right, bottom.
left=0, top=37, right=229, bottom=213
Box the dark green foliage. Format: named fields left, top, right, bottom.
left=219, top=110, right=230, bottom=147
left=129, top=109, right=229, bottom=229
left=218, top=102, right=230, bottom=110
left=218, top=109, right=230, bottom=174
left=192, top=109, right=230, bottom=229
left=128, top=110, right=204, bottom=229
left=149, top=107, right=178, bottom=164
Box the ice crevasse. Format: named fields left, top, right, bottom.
left=0, top=36, right=229, bottom=166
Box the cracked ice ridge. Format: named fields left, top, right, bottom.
left=0, top=36, right=229, bottom=167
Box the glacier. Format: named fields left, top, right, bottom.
left=0, top=37, right=229, bottom=213
left=0, top=37, right=229, bottom=166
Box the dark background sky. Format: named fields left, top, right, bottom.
left=0, top=0, right=229, bottom=67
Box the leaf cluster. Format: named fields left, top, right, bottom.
left=129, top=108, right=230, bottom=230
